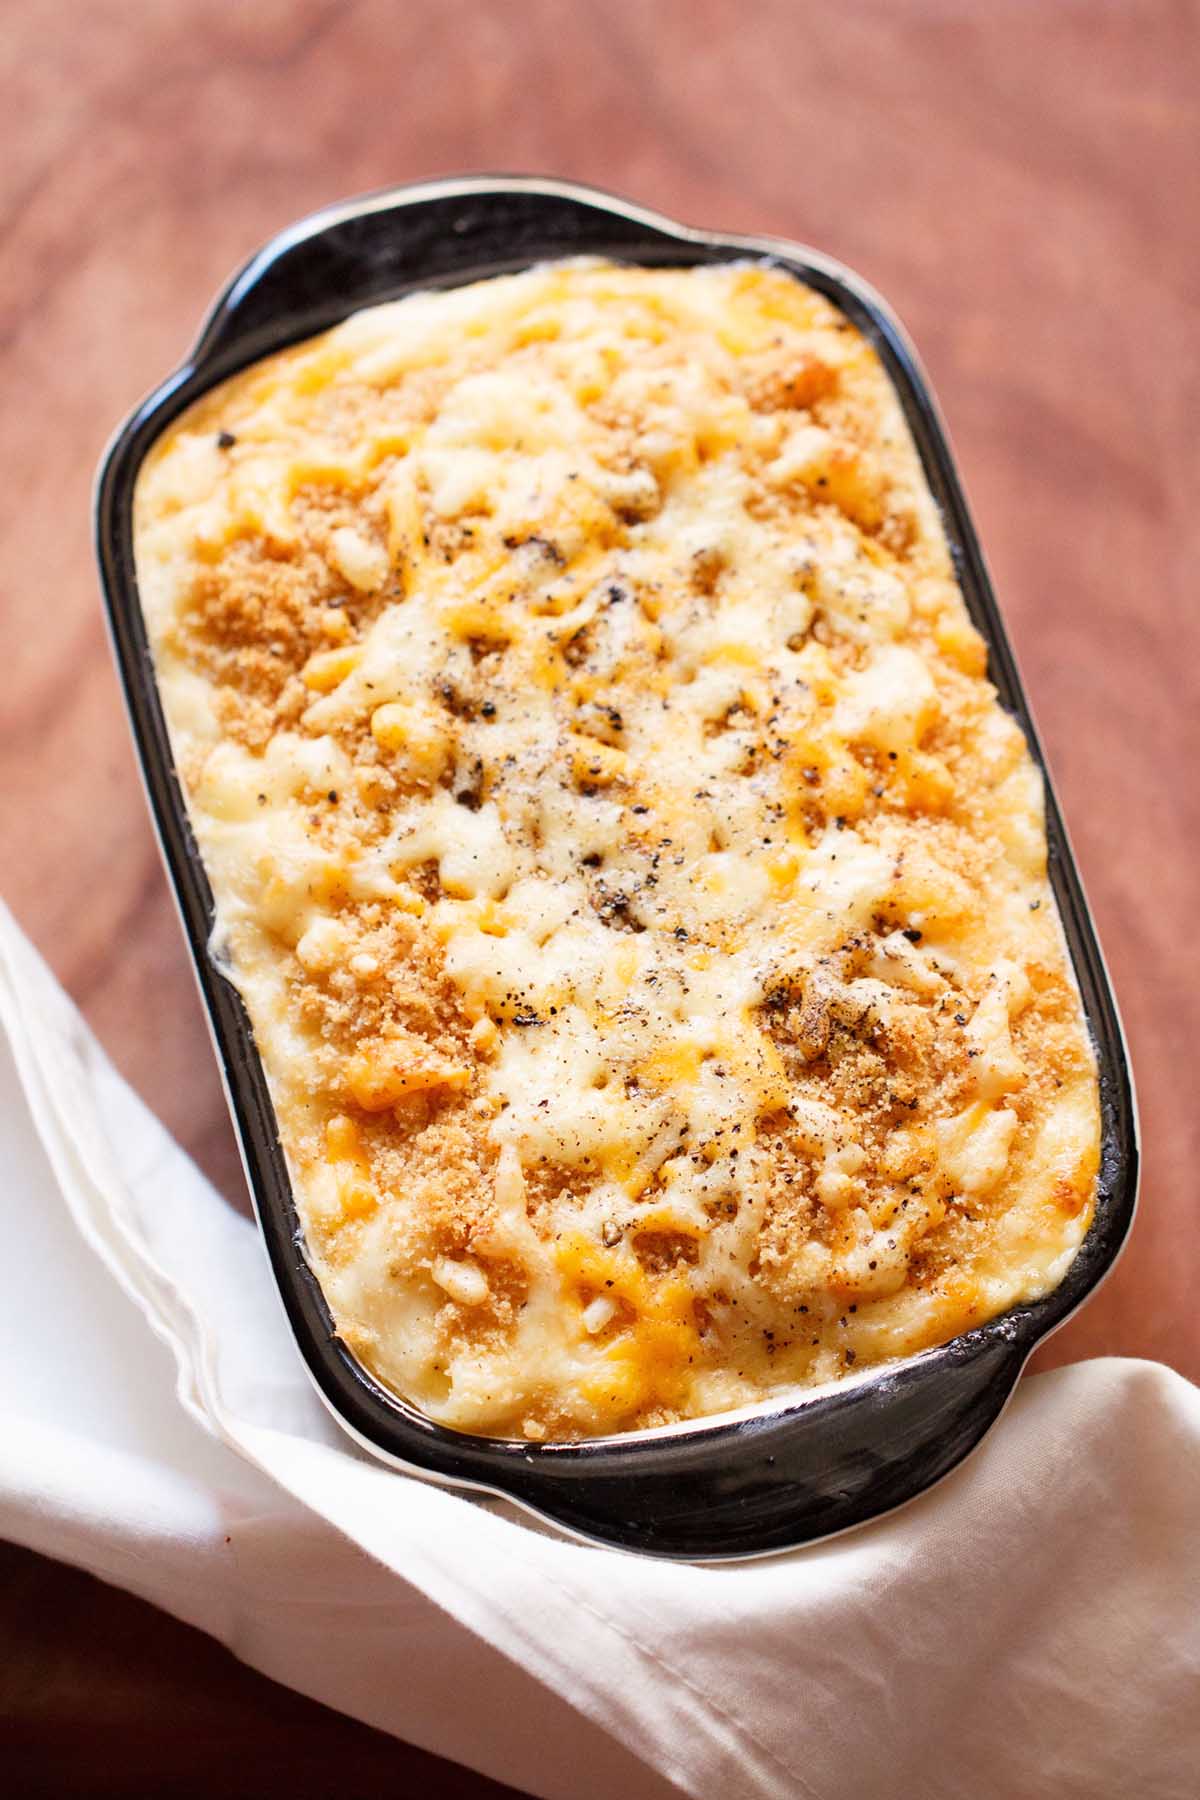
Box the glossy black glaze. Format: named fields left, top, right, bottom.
left=95, top=179, right=1138, bottom=1559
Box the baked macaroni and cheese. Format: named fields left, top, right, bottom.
left=134, top=261, right=1099, bottom=1440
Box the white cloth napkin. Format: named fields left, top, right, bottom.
left=2, top=900, right=1197, bottom=1800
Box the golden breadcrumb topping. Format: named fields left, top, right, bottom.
left=134, top=261, right=1099, bottom=1439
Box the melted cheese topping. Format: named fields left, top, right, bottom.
left=134, top=261, right=1100, bottom=1440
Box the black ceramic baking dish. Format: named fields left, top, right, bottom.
left=95, top=177, right=1137, bottom=1559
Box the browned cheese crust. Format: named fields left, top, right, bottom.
left=133, top=262, right=1100, bottom=1439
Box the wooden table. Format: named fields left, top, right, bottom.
left=3, top=1, right=1196, bottom=1791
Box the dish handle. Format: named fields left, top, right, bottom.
left=482, top=1334, right=1030, bottom=1559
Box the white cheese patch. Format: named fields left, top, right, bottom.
left=834, top=645, right=938, bottom=752
left=936, top=1105, right=1020, bottom=1196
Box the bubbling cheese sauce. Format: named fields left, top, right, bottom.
left=134, top=261, right=1099, bottom=1439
